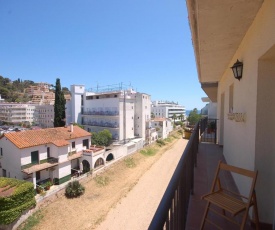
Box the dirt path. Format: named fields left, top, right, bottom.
left=27, top=135, right=187, bottom=230
left=97, top=138, right=188, bottom=230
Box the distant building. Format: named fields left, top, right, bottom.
left=201, top=97, right=217, bottom=119
left=151, top=118, right=173, bottom=139
left=0, top=103, right=35, bottom=125
left=0, top=82, right=70, bottom=127
left=69, top=84, right=152, bottom=144
left=151, top=100, right=186, bottom=122
left=34, top=104, right=55, bottom=128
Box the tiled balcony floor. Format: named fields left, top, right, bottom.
left=186, top=142, right=256, bottom=230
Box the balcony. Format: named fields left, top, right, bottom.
left=21, top=157, right=59, bottom=174
left=83, top=121, right=119, bottom=129
left=82, top=110, right=119, bottom=116
left=149, top=122, right=260, bottom=230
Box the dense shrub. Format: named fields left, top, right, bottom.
left=0, top=178, right=36, bottom=225
left=178, top=129, right=183, bottom=134
left=140, top=148, right=157, bottom=156
left=91, top=129, right=112, bottom=146
left=156, top=139, right=166, bottom=147
left=65, top=180, right=85, bottom=198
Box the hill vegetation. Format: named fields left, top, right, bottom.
left=0, top=76, right=34, bottom=102
left=0, top=75, right=70, bottom=103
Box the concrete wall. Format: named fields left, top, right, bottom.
left=135, top=93, right=151, bottom=140
left=217, top=1, right=275, bottom=223
left=58, top=161, right=71, bottom=178
left=0, top=139, right=22, bottom=179
left=70, top=85, right=85, bottom=124
left=208, top=102, right=217, bottom=119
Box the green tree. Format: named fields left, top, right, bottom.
left=0, top=86, right=10, bottom=99
left=179, top=114, right=184, bottom=121
left=54, top=78, right=66, bottom=127
left=187, top=108, right=201, bottom=125
left=172, top=114, right=177, bottom=123
left=91, top=129, right=112, bottom=146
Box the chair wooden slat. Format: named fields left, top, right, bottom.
left=200, top=161, right=259, bottom=230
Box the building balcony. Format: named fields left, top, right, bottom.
left=149, top=124, right=262, bottom=230
left=83, top=121, right=119, bottom=129
left=82, top=111, right=119, bottom=116
left=185, top=143, right=256, bottom=230
left=67, top=151, right=83, bottom=161
left=21, top=157, right=59, bottom=174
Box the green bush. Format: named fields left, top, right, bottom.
left=65, top=180, right=85, bottom=198
left=178, top=129, right=183, bottom=134
left=18, top=210, right=43, bottom=230
left=94, top=176, right=110, bottom=187
left=91, top=129, right=112, bottom=146
left=156, top=139, right=166, bottom=147
left=140, top=148, right=157, bottom=156
left=0, top=178, right=36, bottom=225
left=164, top=137, right=172, bottom=142
left=124, top=157, right=136, bottom=168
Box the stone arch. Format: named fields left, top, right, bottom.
left=106, top=153, right=114, bottom=162
left=94, top=158, right=104, bottom=168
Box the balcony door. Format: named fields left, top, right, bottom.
left=31, top=151, right=39, bottom=164
left=47, top=147, right=50, bottom=158
left=83, top=139, right=89, bottom=149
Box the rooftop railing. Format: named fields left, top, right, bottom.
left=148, top=122, right=199, bottom=230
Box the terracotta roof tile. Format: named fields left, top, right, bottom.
left=3, top=126, right=91, bottom=149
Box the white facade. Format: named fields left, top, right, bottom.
left=187, top=0, right=275, bottom=225
left=0, top=103, right=36, bottom=125
left=151, top=118, right=173, bottom=139
left=70, top=85, right=151, bottom=143
left=134, top=92, right=151, bottom=143
left=152, top=101, right=186, bottom=122
left=201, top=97, right=217, bottom=119
left=70, top=85, right=85, bottom=124
left=34, top=104, right=54, bottom=128
left=0, top=125, right=91, bottom=187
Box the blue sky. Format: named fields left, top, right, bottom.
left=0, top=0, right=207, bottom=110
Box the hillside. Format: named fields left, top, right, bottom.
left=0, top=75, right=70, bottom=103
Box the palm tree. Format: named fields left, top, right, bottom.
left=179, top=114, right=184, bottom=121
left=172, top=114, right=177, bottom=123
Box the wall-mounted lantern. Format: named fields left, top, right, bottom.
left=231, top=59, right=243, bottom=81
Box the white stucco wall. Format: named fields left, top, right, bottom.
left=70, top=85, right=85, bottom=124
left=58, top=161, right=71, bottom=178
left=208, top=102, right=217, bottom=119
left=135, top=93, right=151, bottom=140
left=0, top=138, right=22, bottom=179
left=217, top=1, right=275, bottom=223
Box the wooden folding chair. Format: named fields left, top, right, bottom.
left=200, top=161, right=259, bottom=230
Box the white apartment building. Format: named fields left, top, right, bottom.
left=151, top=118, right=173, bottom=139
left=201, top=97, right=217, bottom=119
left=152, top=101, right=186, bottom=122
left=34, top=104, right=55, bottom=128
left=69, top=85, right=151, bottom=143
left=0, top=103, right=36, bottom=125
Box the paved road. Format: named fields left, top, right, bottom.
left=97, top=138, right=188, bottom=230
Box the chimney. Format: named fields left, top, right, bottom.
left=70, top=122, right=73, bottom=132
